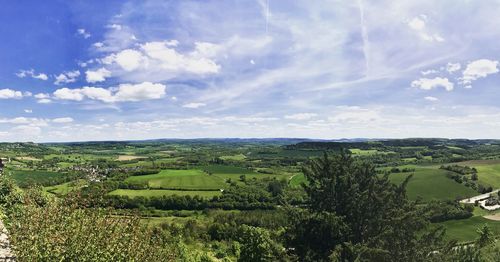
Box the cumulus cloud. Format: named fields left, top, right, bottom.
left=54, top=70, right=80, bottom=85
left=77, top=28, right=91, bottom=39
left=182, top=102, right=206, bottom=109
left=407, top=15, right=444, bottom=42
left=24, top=109, right=32, bottom=113
left=53, top=82, right=166, bottom=103
left=85, top=68, right=112, bottom=83
left=0, top=89, right=24, bottom=99
left=99, top=40, right=220, bottom=81
left=284, top=113, right=317, bottom=120
left=411, top=77, right=454, bottom=91
left=460, top=59, right=499, bottom=85
left=16, top=69, right=48, bottom=81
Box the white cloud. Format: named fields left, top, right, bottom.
left=77, top=28, right=91, bottom=39
left=421, top=69, right=438, bottom=75
left=112, top=49, right=143, bottom=71
left=53, top=82, right=166, bottom=103
left=113, top=82, right=167, bottom=102
left=424, top=96, right=439, bottom=102
left=446, top=62, right=461, bottom=73
left=99, top=40, right=220, bottom=81
left=93, top=42, right=104, bottom=48
left=37, top=99, right=51, bottom=104
left=407, top=15, right=444, bottom=42
left=53, top=88, right=86, bottom=101
left=183, top=102, right=206, bottom=109
left=16, top=69, right=48, bottom=81
left=85, top=68, right=112, bottom=83
left=52, top=117, right=74, bottom=123
left=24, top=109, right=32, bottom=113
left=0, top=89, right=24, bottom=99
left=108, top=24, right=122, bottom=30
left=284, top=113, right=317, bottom=120
left=54, top=70, right=80, bottom=85
left=460, top=59, right=499, bottom=85
left=411, top=77, right=454, bottom=91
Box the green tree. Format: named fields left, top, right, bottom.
left=286, top=151, right=444, bottom=261
left=238, top=225, right=282, bottom=262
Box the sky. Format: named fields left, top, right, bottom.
left=1, top=0, right=500, bottom=142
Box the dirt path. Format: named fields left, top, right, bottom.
left=0, top=220, right=14, bottom=261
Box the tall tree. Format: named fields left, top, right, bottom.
left=286, top=150, right=444, bottom=261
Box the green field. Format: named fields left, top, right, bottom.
left=439, top=216, right=500, bottom=242
left=109, top=189, right=221, bottom=198
left=388, top=168, right=477, bottom=201
left=9, top=170, right=67, bottom=186
left=125, top=169, right=226, bottom=190
left=289, top=174, right=306, bottom=187
left=455, top=160, right=500, bottom=188
left=44, top=180, right=86, bottom=195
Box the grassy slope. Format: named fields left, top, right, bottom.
left=389, top=168, right=477, bottom=201
left=439, top=216, right=500, bottom=242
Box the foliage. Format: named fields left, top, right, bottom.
left=285, top=151, right=444, bottom=261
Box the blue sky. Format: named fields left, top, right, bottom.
left=1, top=0, right=500, bottom=142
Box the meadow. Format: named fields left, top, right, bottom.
left=125, top=169, right=226, bottom=190
left=388, top=167, right=477, bottom=201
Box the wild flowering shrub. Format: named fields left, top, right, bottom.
left=0, top=175, right=183, bottom=262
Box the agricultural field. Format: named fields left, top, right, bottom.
left=125, top=169, right=226, bottom=190
left=388, top=167, right=477, bottom=201
left=439, top=215, right=500, bottom=242
left=4, top=137, right=500, bottom=255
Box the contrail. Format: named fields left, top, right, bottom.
left=357, top=0, right=370, bottom=76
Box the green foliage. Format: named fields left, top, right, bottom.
left=0, top=178, right=184, bottom=261
left=286, top=151, right=444, bottom=261
left=238, top=225, right=283, bottom=262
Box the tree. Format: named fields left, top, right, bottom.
left=286, top=150, right=444, bottom=261
left=238, top=225, right=282, bottom=262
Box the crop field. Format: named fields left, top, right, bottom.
left=125, top=169, right=226, bottom=190
left=109, top=189, right=221, bottom=198
left=202, top=165, right=289, bottom=182
left=388, top=167, right=477, bottom=201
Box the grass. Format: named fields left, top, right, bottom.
left=44, top=180, right=86, bottom=195
left=439, top=216, right=500, bottom=242
left=109, top=189, right=221, bottom=198
left=289, top=174, right=306, bottom=187
left=125, top=169, right=226, bottom=190
left=388, top=167, right=477, bottom=201
left=8, top=170, right=67, bottom=186
left=453, top=160, right=500, bottom=189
